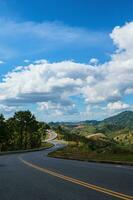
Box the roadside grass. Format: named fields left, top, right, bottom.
left=0, top=142, right=54, bottom=155
left=48, top=143, right=133, bottom=165
left=41, top=142, right=54, bottom=148
left=0, top=142, right=54, bottom=156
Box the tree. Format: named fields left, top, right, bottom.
left=6, top=117, right=18, bottom=150
left=13, top=111, right=39, bottom=149
left=0, top=114, right=8, bottom=151
left=38, top=122, right=47, bottom=139
left=0, top=111, right=50, bottom=151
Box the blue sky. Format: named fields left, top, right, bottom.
left=1, top=0, right=133, bottom=69
left=1, top=0, right=133, bottom=28
left=0, top=0, right=133, bottom=121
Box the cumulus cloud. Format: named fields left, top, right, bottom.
left=37, top=101, right=77, bottom=116
left=100, top=101, right=133, bottom=118
left=0, top=22, right=133, bottom=120
left=110, top=22, right=133, bottom=51
left=0, top=60, right=93, bottom=119
left=107, top=101, right=131, bottom=111
left=83, top=22, right=133, bottom=105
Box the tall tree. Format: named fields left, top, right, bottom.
left=0, top=114, right=8, bottom=151
left=13, top=111, right=39, bottom=149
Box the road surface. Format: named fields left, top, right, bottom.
left=0, top=142, right=133, bottom=200
left=44, top=130, right=57, bottom=142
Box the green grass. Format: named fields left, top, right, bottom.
left=41, top=142, right=54, bottom=148
left=49, top=144, right=133, bottom=165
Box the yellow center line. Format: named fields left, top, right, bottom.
left=19, top=157, right=133, bottom=200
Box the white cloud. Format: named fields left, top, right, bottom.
left=83, top=22, right=133, bottom=104
left=107, top=101, right=130, bottom=111
left=89, top=58, right=99, bottom=65
left=38, top=101, right=76, bottom=115
left=110, top=22, right=133, bottom=51
left=0, top=60, right=88, bottom=103
left=0, top=22, right=133, bottom=120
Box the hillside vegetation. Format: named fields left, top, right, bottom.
left=49, top=111, right=133, bottom=164
left=103, top=111, right=133, bottom=129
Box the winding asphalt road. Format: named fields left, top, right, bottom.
left=0, top=141, right=133, bottom=200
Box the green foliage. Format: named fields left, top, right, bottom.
left=0, top=114, right=9, bottom=151
left=0, top=111, right=49, bottom=151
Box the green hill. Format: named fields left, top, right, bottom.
left=101, top=111, right=133, bottom=130
left=50, top=111, right=133, bottom=130
left=50, top=110, right=133, bottom=136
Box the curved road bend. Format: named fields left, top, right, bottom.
left=0, top=141, right=133, bottom=200
left=44, top=130, right=57, bottom=142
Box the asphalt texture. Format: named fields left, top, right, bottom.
left=0, top=142, right=133, bottom=200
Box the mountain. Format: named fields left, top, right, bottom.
left=101, top=111, right=133, bottom=130
left=49, top=111, right=133, bottom=131
left=49, top=120, right=100, bottom=127
left=80, top=120, right=100, bottom=125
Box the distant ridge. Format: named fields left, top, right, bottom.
left=49, top=120, right=100, bottom=126
left=49, top=111, right=133, bottom=129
